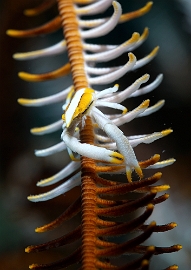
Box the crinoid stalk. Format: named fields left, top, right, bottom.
left=7, top=0, right=181, bottom=269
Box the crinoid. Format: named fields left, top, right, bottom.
left=7, top=0, right=181, bottom=269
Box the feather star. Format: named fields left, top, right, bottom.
left=10, top=0, right=175, bottom=202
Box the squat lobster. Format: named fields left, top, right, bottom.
left=61, top=82, right=143, bottom=182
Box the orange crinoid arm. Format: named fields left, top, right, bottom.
left=7, top=0, right=181, bottom=269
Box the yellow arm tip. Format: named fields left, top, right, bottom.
left=142, top=99, right=150, bottom=108
left=161, top=129, right=173, bottom=136
left=146, top=203, right=154, bottom=210
left=151, top=184, right=170, bottom=193
left=6, top=29, right=20, bottom=37
left=18, top=71, right=43, bottom=82
left=119, top=1, right=153, bottom=23
left=35, top=227, right=44, bottom=233
left=24, top=9, right=37, bottom=16
left=29, top=264, right=38, bottom=270
left=151, top=46, right=160, bottom=56
left=25, top=246, right=31, bottom=253
left=131, top=32, right=141, bottom=42
left=17, top=98, right=38, bottom=106
left=170, top=222, right=178, bottom=229
left=30, top=127, right=48, bottom=134
left=128, top=52, right=136, bottom=62
left=17, top=98, right=29, bottom=106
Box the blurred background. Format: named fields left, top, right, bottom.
left=0, top=0, right=191, bottom=269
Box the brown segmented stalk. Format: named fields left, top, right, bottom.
left=57, top=2, right=97, bottom=264
left=57, top=2, right=99, bottom=265
left=80, top=116, right=98, bottom=269
left=57, top=1, right=98, bottom=267
left=57, top=0, right=89, bottom=91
